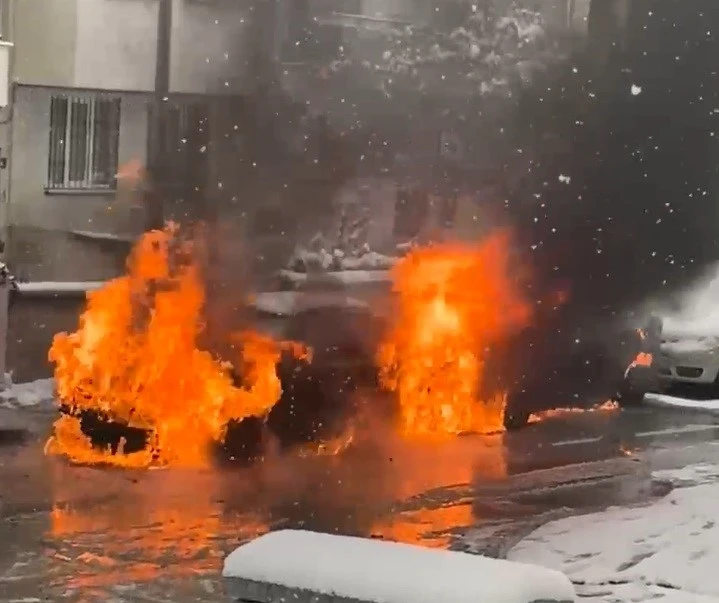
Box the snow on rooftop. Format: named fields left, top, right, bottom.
left=223, top=529, right=575, bottom=603
left=508, top=464, right=719, bottom=601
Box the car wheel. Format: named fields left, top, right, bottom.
left=616, top=365, right=654, bottom=407
left=503, top=409, right=530, bottom=431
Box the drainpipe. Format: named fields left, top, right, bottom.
left=1, top=0, right=15, bottom=354
left=144, top=0, right=173, bottom=232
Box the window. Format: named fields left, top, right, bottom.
left=47, top=94, right=121, bottom=191
left=152, top=100, right=211, bottom=204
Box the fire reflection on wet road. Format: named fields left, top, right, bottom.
left=2, top=403, right=719, bottom=602
left=1, top=430, right=512, bottom=603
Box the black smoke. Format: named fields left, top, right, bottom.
left=175, top=0, right=719, bottom=430
left=496, top=0, right=719, bottom=412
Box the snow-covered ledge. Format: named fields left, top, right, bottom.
left=15, top=281, right=105, bottom=298
left=222, top=529, right=576, bottom=603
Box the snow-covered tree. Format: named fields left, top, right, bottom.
left=318, top=1, right=568, bottom=122
left=275, top=1, right=576, bottom=276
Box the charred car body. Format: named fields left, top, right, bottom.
left=59, top=286, right=647, bottom=464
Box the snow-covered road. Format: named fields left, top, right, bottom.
left=508, top=463, right=719, bottom=602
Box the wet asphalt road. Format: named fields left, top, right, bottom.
left=0, top=401, right=718, bottom=602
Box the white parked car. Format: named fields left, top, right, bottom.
left=619, top=312, right=719, bottom=404
left=653, top=314, right=719, bottom=389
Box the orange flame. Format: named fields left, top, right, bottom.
left=47, top=224, right=307, bottom=468
left=626, top=351, right=653, bottom=373
left=528, top=399, right=619, bottom=424
left=376, top=233, right=531, bottom=439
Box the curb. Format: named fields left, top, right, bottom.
left=462, top=478, right=675, bottom=561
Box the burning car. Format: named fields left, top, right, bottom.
left=46, top=228, right=531, bottom=466
left=46, top=224, right=649, bottom=468
left=496, top=317, right=648, bottom=428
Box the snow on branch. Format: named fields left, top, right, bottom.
left=324, top=1, right=562, bottom=101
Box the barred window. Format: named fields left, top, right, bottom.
left=47, top=94, right=121, bottom=191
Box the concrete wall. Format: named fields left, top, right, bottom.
left=13, top=0, right=254, bottom=94
left=7, top=86, right=148, bottom=280
left=170, top=0, right=253, bottom=93
left=73, top=0, right=158, bottom=92
left=12, top=0, right=78, bottom=87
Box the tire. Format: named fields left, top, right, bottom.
left=616, top=365, right=655, bottom=407
left=616, top=387, right=644, bottom=408
left=504, top=409, right=530, bottom=431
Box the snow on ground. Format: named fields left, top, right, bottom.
left=0, top=378, right=54, bottom=409
left=652, top=463, right=719, bottom=487
left=508, top=464, right=719, bottom=602
left=224, top=529, right=575, bottom=603
left=644, top=392, right=719, bottom=412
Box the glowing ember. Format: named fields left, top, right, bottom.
left=47, top=224, right=307, bottom=468
left=528, top=399, right=619, bottom=424
left=296, top=427, right=356, bottom=458
left=625, top=327, right=654, bottom=376
left=376, top=234, right=531, bottom=439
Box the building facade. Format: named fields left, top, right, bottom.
left=4, top=0, right=255, bottom=281
left=1, top=0, right=604, bottom=281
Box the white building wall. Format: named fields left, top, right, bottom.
left=170, top=0, right=253, bottom=93
left=17, top=0, right=255, bottom=93
left=12, top=0, right=78, bottom=87
left=73, top=0, right=158, bottom=92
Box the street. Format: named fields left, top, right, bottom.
left=1, top=397, right=718, bottom=602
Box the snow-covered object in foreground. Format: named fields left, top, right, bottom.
left=508, top=465, right=719, bottom=601
left=644, top=392, right=719, bottom=412
left=223, top=529, right=576, bottom=603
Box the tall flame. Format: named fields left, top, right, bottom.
left=47, top=225, right=306, bottom=467
left=376, top=233, right=531, bottom=439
